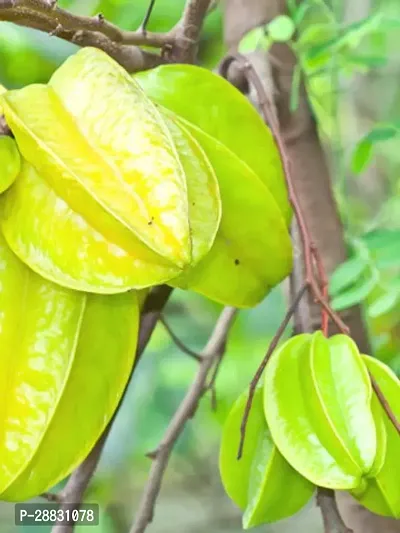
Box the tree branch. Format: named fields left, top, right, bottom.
left=0, top=0, right=214, bottom=71
left=170, top=0, right=213, bottom=62
left=2, top=0, right=175, bottom=46
left=49, top=286, right=173, bottom=533
left=317, top=489, right=353, bottom=533
left=129, top=306, right=237, bottom=533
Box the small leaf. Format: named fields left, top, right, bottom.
left=366, top=126, right=398, bottom=143
left=352, top=125, right=399, bottom=175
left=329, top=256, right=369, bottom=296
left=239, top=26, right=270, bottom=53
left=331, top=274, right=378, bottom=311
left=267, top=15, right=296, bottom=42
left=351, top=139, right=373, bottom=174
left=368, top=292, right=400, bottom=319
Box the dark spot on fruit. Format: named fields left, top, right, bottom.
left=235, top=259, right=240, bottom=266
left=148, top=216, right=155, bottom=226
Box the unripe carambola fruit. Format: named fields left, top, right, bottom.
left=219, top=387, right=314, bottom=528
left=0, top=228, right=139, bottom=500
left=0, top=48, right=221, bottom=294
left=352, top=355, right=400, bottom=518
left=264, top=332, right=378, bottom=490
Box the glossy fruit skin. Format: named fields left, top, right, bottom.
left=0, top=136, right=20, bottom=194
left=0, top=48, right=221, bottom=294
left=352, top=356, right=400, bottom=518
left=134, top=64, right=291, bottom=225
left=0, top=229, right=139, bottom=500
left=135, top=65, right=293, bottom=308
left=219, top=387, right=314, bottom=529
left=263, top=332, right=377, bottom=490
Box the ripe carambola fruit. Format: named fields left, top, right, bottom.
left=352, top=356, right=400, bottom=518
left=0, top=229, right=139, bottom=500
left=219, top=387, right=314, bottom=529
left=0, top=84, right=21, bottom=194
left=135, top=64, right=293, bottom=308
left=0, top=47, right=221, bottom=294
left=264, top=332, right=378, bottom=490
left=0, top=136, right=20, bottom=194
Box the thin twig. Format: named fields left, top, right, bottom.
left=130, top=306, right=237, bottom=533
left=49, top=286, right=173, bottom=533
left=371, top=374, right=400, bottom=434
left=160, top=315, right=203, bottom=362
left=317, top=488, right=353, bottom=533
left=237, top=283, right=307, bottom=459
left=138, top=0, right=157, bottom=34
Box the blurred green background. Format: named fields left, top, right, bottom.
left=0, top=0, right=400, bottom=531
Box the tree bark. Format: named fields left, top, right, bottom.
left=222, top=1, right=400, bottom=531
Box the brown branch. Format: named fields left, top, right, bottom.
left=317, top=489, right=353, bottom=533
left=170, top=0, right=213, bottom=62
left=49, top=285, right=173, bottom=533
left=2, top=0, right=175, bottom=47
left=129, top=306, right=237, bottom=533
left=237, top=282, right=307, bottom=459
left=0, top=0, right=214, bottom=71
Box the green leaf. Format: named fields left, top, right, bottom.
left=363, top=229, right=400, bottom=250
left=0, top=231, right=139, bottom=500
left=238, top=26, right=270, bottom=53
left=135, top=65, right=293, bottom=307
left=366, top=126, right=398, bottom=143
left=368, top=292, right=400, bottom=319
left=329, top=256, right=369, bottom=296
left=306, top=14, right=383, bottom=60
left=351, top=139, right=373, bottom=174
left=219, top=387, right=314, bottom=528
left=267, top=15, right=296, bottom=43
left=352, top=356, right=400, bottom=518
left=264, top=333, right=377, bottom=489
left=352, top=126, right=399, bottom=174
left=331, top=274, right=378, bottom=311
